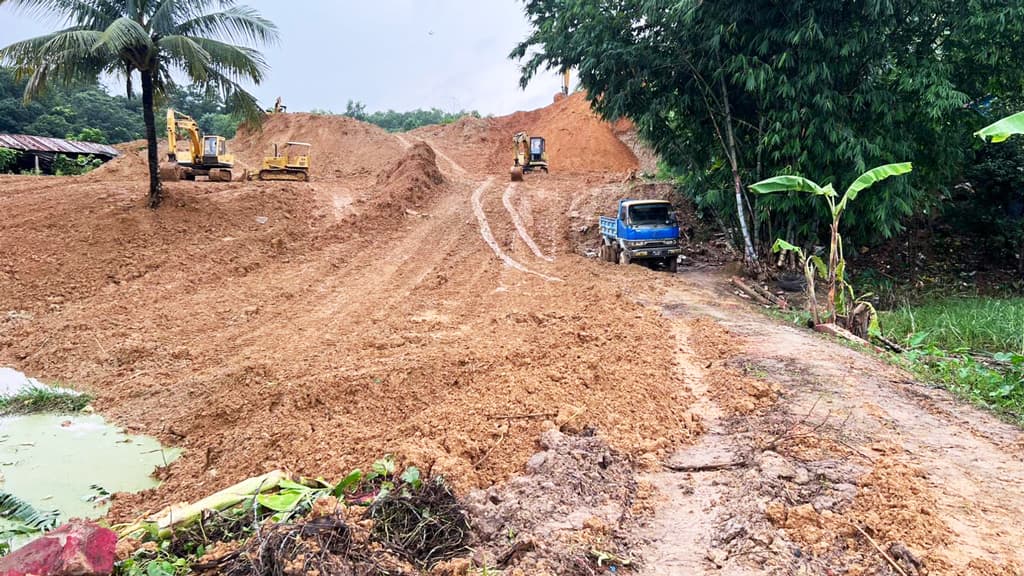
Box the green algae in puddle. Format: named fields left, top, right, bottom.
left=0, top=413, right=179, bottom=523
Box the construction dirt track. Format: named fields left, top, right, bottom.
left=2, top=94, right=1023, bottom=575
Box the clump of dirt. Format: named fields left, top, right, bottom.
left=462, top=429, right=638, bottom=575
left=372, top=142, right=446, bottom=215
left=761, top=452, right=954, bottom=575
left=689, top=317, right=781, bottom=414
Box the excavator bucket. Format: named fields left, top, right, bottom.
left=159, top=162, right=182, bottom=182
left=510, top=166, right=524, bottom=182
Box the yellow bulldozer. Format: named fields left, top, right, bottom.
left=257, top=142, right=311, bottom=182
left=159, top=109, right=235, bottom=182
left=510, top=131, right=548, bottom=181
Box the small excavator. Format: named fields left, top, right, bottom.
left=257, top=142, right=311, bottom=181
left=159, top=109, right=235, bottom=182
left=510, top=131, right=548, bottom=181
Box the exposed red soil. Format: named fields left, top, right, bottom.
left=2, top=94, right=1023, bottom=575
left=0, top=104, right=681, bottom=524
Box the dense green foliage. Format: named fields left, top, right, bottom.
left=332, top=99, right=481, bottom=133
left=0, top=0, right=277, bottom=207
left=0, top=146, right=19, bottom=172
left=0, top=68, right=144, bottom=142
left=512, top=0, right=1024, bottom=252
left=0, top=69, right=243, bottom=143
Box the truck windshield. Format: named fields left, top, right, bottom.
left=628, top=204, right=671, bottom=226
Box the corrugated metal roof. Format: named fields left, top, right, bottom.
left=0, top=134, right=120, bottom=158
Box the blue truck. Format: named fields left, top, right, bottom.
left=598, top=199, right=682, bottom=273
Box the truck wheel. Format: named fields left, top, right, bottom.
left=666, top=257, right=679, bottom=273
left=618, top=250, right=631, bottom=266
left=598, top=245, right=608, bottom=261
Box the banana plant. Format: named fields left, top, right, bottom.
left=751, top=163, right=912, bottom=327
left=975, top=111, right=1024, bottom=143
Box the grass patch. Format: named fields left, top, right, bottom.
left=880, top=297, right=1024, bottom=354
left=878, top=296, right=1024, bottom=424
left=0, top=386, right=91, bottom=415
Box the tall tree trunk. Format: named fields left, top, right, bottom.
left=141, top=69, right=162, bottom=209
left=720, top=77, right=759, bottom=272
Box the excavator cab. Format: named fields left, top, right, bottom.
left=529, top=137, right=546, bottom=163
left=202, top=136, right=228, bottom=165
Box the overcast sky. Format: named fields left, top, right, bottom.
left=0, top=1, right=564, bottom=115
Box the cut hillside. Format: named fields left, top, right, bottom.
left=412, top=92, right=638, bottom=175
left=231, top=112, right=406, bottom=183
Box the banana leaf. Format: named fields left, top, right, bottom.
left=0, top=491, right=59, bottom=532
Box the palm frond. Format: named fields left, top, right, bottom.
left=158, top=34, right=212, bottom=80
left=186, top=36, right=266, bottom=82
left=175, top=5, right=279, bottom=46
left=95, top=16, right=153, bottom=57
left=0, top=491, right=60, bottom=532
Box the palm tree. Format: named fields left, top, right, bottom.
left=0, top=0, right=278, bottom=208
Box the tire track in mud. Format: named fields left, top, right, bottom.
left=403, top=132, right=561, bottom=283
left=471, top=178, right=562, bottom=283
left=502, top=183, right=554, bottom=262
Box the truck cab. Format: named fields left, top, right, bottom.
left=598, top=199, right=682, bottom=272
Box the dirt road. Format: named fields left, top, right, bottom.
left=1, top=95, right=1022, bottom=574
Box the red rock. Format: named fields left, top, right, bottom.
left=0, top=520, right=117, bottom=576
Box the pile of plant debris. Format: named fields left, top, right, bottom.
left=112, top=458, right=470, bottom=576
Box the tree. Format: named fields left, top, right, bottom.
left=0, top=0, right=277, bottom=208
left=511, top=0, right=1024, bottom=263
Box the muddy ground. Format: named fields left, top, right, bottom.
left=1, top=93, right=1022, bottom=575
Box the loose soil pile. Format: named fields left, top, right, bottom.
left=232, top=113, right=406, bottom=183
left=411, top=92, right=638, bottom=175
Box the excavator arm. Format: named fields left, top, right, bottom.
left=166, top=109, right=202, bottom=163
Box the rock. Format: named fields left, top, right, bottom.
left=525, top=451, right=548, bottom=473
left=757, top=451, right=797, bottom=480
left=0, top=520, right=118, bottom=576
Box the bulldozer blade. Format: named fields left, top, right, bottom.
left=510, top=166, right=524, bottom=182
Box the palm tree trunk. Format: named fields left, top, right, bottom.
left=140, top=69, right=162, bottom=209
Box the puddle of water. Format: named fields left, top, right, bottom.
left=0, top=367, right=80, bottom=397
left=0, top=413, right=178, bottom=519
left=0, top=368, right=178, bottom=546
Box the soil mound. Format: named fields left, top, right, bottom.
left=85, top=140, right=157, bottom=182
left=231, top=113, right=405, bottom=183
left=373, top=141, right=446, bottom=213
left=412, top=93, right=638, bottom=175
left=489, top=92, right=638, bottom=174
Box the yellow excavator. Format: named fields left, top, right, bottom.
left=159, top=109, right=235, bottom=182
left=257, top=142, right=311, bottom=181
left=510, top=131, right=548, bottom=181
